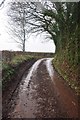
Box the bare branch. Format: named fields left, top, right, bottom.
left=0, top=0, right=5, bottom=7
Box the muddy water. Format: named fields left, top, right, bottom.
left=8, top=58, right=78, bottom=118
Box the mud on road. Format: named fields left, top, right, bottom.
left=2, top=58, right=79, bottom=118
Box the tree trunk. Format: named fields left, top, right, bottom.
left=23, top=29, right=26, bottom=52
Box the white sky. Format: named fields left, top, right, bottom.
left=0, top=0, right=55, bottom=53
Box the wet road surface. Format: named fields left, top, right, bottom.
left=7, top=58, right=79, bottom=118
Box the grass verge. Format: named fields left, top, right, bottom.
left=53, top=53, right=79, bottom=96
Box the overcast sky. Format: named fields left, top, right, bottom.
left=0, top=0, right=55, bottom=53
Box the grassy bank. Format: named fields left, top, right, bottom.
left=2, top=54, right=35, bottom=90
left=53, top=51, right=79, bottom=96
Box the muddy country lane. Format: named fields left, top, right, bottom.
left=7, top=58, right=78, bottom=118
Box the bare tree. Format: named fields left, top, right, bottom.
left=8, top=1, right=29, bottom=52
